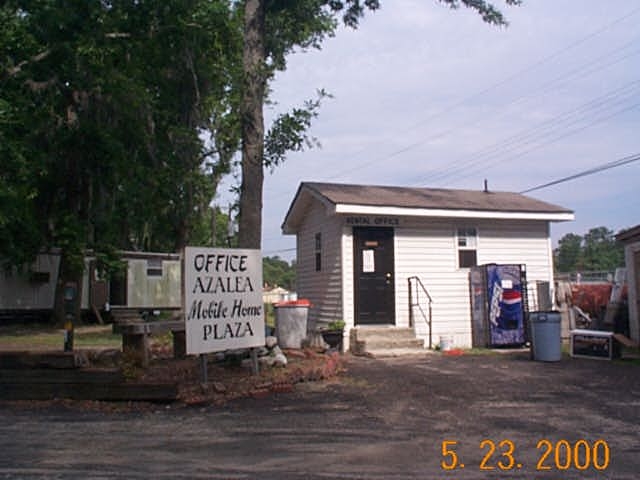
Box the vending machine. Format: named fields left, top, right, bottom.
left=469, top=264, right=528, bottom=348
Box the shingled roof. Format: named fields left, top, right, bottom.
left=282, top=182, right=574, bottom=233
left=616, top=224, right=640, bottom=244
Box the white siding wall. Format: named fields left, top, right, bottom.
left=0, top=253, right=60, bottom=311
left=624, top=240, right=640, bottom=343
left=295, top=202, right=344, bottom=331
left=126, top=259, right=181, bottom=309
left=478, top=220, right=554, bottom=311
left=394, top=218, right=555, bottom=348
left=395, top=220, right=471, bottom=348
left=341, top=227, right=355, bottom=337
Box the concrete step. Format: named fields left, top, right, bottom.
left=364, top=347, right=435, bottom=358
left=352, top=327, right=416, bottom=340
left=357, top=336, right=425, bottom=349
left=350, top=327, right=425, bottom=356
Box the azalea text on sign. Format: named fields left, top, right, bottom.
left=184, top=247, right=265, bottom=355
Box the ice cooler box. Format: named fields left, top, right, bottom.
left=570, top=329, right=620, bottom=360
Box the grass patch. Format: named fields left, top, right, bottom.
left=462, top=347, right=504, bottom=355
left=0, top=324, right=120, bottom=350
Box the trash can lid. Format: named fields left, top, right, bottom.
left=274, top=299, right=312, bottom=308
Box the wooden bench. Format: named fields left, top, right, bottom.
left=113, top=320, right=185, bottom=367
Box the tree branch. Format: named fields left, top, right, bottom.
left=5, top=49, right=51, bottom=77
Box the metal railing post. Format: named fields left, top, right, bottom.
left=408, top=277, right=414, bottom=328
left=407, top=276, right=433, bottom=348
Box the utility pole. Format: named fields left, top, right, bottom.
left=211, top=205, right=217, bottom=247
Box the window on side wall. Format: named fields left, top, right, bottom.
left=147, top=258, right=163, bottom=277
left=457, top=227, right=477, bottom=268
left=315, top=233, right=322, bottom=272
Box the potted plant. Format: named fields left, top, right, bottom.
left=321, top=320, right=345, bottom=350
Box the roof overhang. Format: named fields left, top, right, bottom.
left=282, top=182, right=575, bottom=234
left=334, top=204, right=575, bottom=222
left=282, top=186, right=336, bottom=234
left=617, top=224, right=640, bottom=244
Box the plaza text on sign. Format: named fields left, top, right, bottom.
left=184, top=247, right=265, bottom=355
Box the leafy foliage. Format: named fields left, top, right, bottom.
left=581, top=227, right=624, bottom=272
left=438, top=0, right=522, bottom=26
left=264, top=90, right=330, bottom=170
left=554, top=227, right=625, bottom=273
left=1, top=0, right=243, bottom=320
left=1, top=0, right=522, bottom=320
left=555, top=233, right=582, bottom=273
left=263, top=256, right=296, bottom=290
left=1, top=1, right=241, bottom=268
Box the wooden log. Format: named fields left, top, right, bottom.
left=0, top=381, right=178, bottom=402
left=113, top=320, right=186, bottom=365
left=0, top=351, right=88, bottom=370
left=122, top=333, right=149, bottom=368
left=113, top=320, right=184, bottom=335
left=0, top=368, right=124, bottom=384
left=172, top=330, right=186, bottom=359
left=613, top=333, right=639, bottom=349
left=91, top=304, right=105, bottom=325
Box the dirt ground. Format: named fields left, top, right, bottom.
left=1, top=350, right=639, bottom=479
left=140, top=346, right=344, bottom=405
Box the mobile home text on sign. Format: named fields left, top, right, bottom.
left=184, top=247, right=265, bottom=355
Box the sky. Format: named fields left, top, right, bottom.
left=217, top=0, right=640, bottom=262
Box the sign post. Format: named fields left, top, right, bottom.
left=183, top=247, right=265, bottom=372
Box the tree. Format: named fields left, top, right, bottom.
left=237, top=0, right=521, bottom=249
left=555, top=233, right=583, bottom=273
left=581, top=227, right=624, bottom=272
left=554, top=227, right=625, bottom=273
left=263, top=256, right=296, bottom=290
left=1, top=0, right=241, bottom=321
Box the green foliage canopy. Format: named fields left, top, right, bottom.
left=554, top=227, right=625, bottom=273
left=263, top=255, right=295, bottom=291
left=0, top=0, right=241, bottom=273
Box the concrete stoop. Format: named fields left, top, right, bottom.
left=349, top=326, right=426, bottom=357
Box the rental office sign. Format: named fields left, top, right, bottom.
left=184, top=247, right=265, bottom=355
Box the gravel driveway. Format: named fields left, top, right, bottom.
left=1, top=351, right=638, bottom=479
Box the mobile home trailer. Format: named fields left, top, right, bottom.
left=0, top=250, right=181, bottom=322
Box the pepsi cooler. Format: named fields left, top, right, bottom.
left=469, top=264, right=528, bottom=348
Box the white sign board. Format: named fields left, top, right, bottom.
left=184, top=247, right=265, bottom=355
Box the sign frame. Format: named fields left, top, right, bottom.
left=183, top=247, right=265, bottom=355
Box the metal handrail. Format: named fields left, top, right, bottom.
left=408, top=276, right=433, bottom=349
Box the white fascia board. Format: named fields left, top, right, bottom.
left=283, top=188, right=338, bottom=234
left=333, top=204, right=575, bottom=222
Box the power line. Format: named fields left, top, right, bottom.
left=416, top=80, right=640, bottom=186
left=262, top=247, right=296, bottom=255
left=520, top=153, right=640, bottom=194
left=414, top=45, right=640, bottom=185
left=263, top=6, right=640, bottom=203
left=455, top=102, right=640, bottom=187
left=316, top=5, right=640, bottom=181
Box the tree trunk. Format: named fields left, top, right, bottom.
left=238, top=0, right=265, bottom=250
left=53, top=252, right=84, bottom=326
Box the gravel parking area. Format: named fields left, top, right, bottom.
left=0, top=350, right=638, bottom=479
